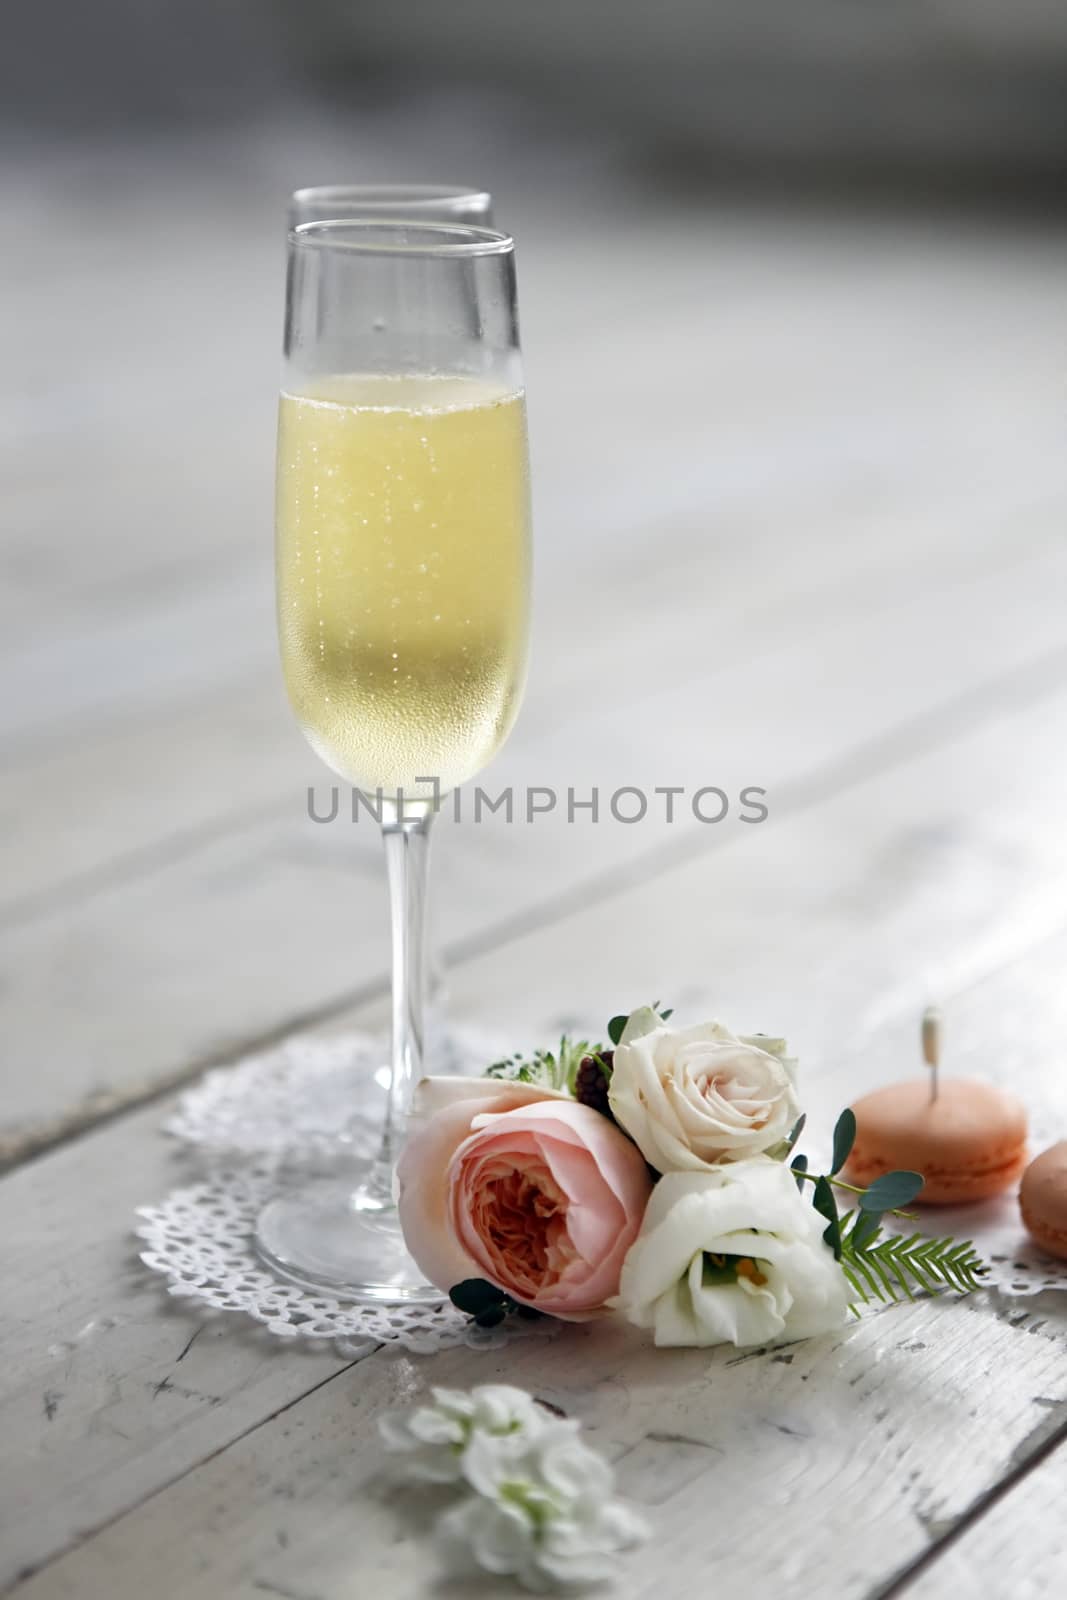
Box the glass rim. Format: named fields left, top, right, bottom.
left=290, top=183, right=492, bottom=214
left=288, top=219, right=513, bottom=258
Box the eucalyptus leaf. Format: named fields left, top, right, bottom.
left=812, top=1175, right=842, bottom=1259
left=449, top=1278, right=506, bottom=1316
left=791, top=1153, right=809, bottom=1191
left=860, top=1170, right=925, bottom=1213
left=607, top=1015, right=628, bottom=1046
left=830, top=1108, right=857, bottom=1175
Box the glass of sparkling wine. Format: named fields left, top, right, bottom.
left=256, top=220, right=530, bottom=1300
left=286, top=185, right=496, bottom=1077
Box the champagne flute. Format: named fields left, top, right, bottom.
left=287, top=185, right=496, bottom=1078
left=256, top=221, right=530, bottom=1300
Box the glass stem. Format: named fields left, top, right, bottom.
left=365, top=798, right=434, bottom=1204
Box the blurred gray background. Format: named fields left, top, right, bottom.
left=5, top=2, right=1067, bottom=185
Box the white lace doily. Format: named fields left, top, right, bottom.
left=165, top=1027, right=507, bottom=1163
left=135, top=1165, right=558, bottom=1355
left=144, top=1029, right=550, bottom=1354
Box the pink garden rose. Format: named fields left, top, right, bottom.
left=397, top=1078, right=654, bottom=1319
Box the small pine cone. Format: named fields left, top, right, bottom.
left=574, top=1051, right=614, bottom=1119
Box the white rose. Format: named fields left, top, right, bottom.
left=607, top=1012, right=801, bottom=1171
left=438, top=1427, right=649, bottom=1593
left=611, top=1159, right=850, bottom=1348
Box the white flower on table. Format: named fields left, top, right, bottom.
left=437, top=1427, right=649, bottom=1593
left=611, top=1157, right=850, bottom=1348
left=378, top=1383, right=554, bottom=1484
left=607, top=1009, right=801, bottom=1171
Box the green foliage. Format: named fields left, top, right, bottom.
left=837, top=1213, right=987, bottom=1306
left=849, top=1210, right=882, bottom=1251
left=859, top=1170, right=925, bottom=1213
left=486, top=1035, right=593, bottom=1095
left=830, top=1109, right=856, bottom=1175
left=449, top=1278, right=543, bottom=1329
left=448, top=1279, right=504, bottom=1316
left=812, top=1175, right=843, bottom=1259
left=489, top=1006, right=672, bottom=1081
left=789, top=1121, right=985, bottom=1302
left=591, top=1052, right=613, bottom=1080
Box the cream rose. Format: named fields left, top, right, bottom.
left=611, top=1159, right=850, bottom=1348
left=607, top=1012, right=800, bottom=1171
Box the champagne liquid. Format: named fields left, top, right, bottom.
left=276, top=374, right=530, bottom=796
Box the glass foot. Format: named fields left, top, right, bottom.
left=254, top=1179, right=442, bottom=1303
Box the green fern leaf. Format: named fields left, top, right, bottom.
left=840, top=1219, right=988, bottom=1307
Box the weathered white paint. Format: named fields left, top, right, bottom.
left=5, top=541, right=1067, bottom=1158
left=0, top=1100, right=351, bottom=1589
left=13, top=1296, right=1067, bottom=1600
left=4, top=836, right=1067, bottom=1590
left=4, top=121, right=1067, bottom=1600
left=904, top=1438, right=1067, bottom=1599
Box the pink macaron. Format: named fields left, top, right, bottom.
left=845, top=1078, right=1028, bottom=1205
left=1020, top=1142, right=1067, bottom=1260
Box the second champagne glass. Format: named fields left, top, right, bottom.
left=257, top=221, right=531, bottom=1299
left=288, top=183, right=492, bottom=229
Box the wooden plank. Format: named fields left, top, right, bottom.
left=6, top=173, right=1067, bottom=1595
left=0, top=814, right=382, bottom=1164
left=4, top=526, right=1067, bottom=1161
left=12, top=1294, right=1067, bottom=1600
left=5, top=192, right=1065, bottom=1151
left=4, top=196, right=1064, bottom=899
left=10, top=198, right=1062, bottom=617
left=3, top=460, right=1058, bottom=923
left=414, top=676, right=1067, bottom=1137
left=899, top=1440, right=1067, bottom=1599
left=6, top=700, right=1067, bottom=1588
left=0, top=1099, right=350, bottom=1592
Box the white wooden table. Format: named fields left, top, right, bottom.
left=3, top=111, right=1067, bottom=1598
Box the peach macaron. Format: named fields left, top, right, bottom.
left=845, top=1078, right=1028, bottom=1205
left=1020, top=1142, right=1067, bottom=1260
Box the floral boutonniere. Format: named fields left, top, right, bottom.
left=396, top=1005, right=987, bottom=1349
